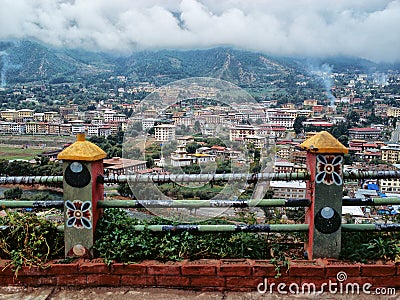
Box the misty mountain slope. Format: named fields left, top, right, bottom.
left=0, top=40, right=398, bottom=86
left=0, top=41, right=77, bottom=83
left=116, top=48, right=298, bottom=85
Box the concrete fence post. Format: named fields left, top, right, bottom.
left=300, top=131, right=348, bottom=259
left=57, top=133, right=107, bottom=258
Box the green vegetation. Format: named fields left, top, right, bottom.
left=0, top=145, right=45, bottom=161
left=0, top=211, right=64, bottom=276
left=93, top=209, right=298, bottom=265
left=0, top=209, right=398, bottom=277
left=3, top=187, right=22, bottom=200
left=0, top=157, right=62, bottom=177
left=88, top=133, right=124, bottom=158
left=341, top=232, right=400, bottom=263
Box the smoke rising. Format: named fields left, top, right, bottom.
left=0, top=51, right=9, bottom=88
left=0, top=0, right=399, bottom=62
left=307, top=63, right=336, bottom=106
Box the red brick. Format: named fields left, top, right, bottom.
left=252, top=261, right=277, bottom=277
left=19, top=266, right=46, bottom=276
left=226, top=276, right=264, bottom=288
left=288, top=263, right=324, bottom=277
left=371, top=276, right=400, bottom=288
left=218, top=260, right=251, bottom=276
left=46, top=263, right=79, bottom=275
left=325, top=265, right=360, bottom=277
left=120, top=275, right=155, bottom=286
left=79, top=262, right=110, bottom=274
left=155, top=275, right=190, bottom=287
left=361, top=264, right=396, bottom=277
left=181, top=264, right=216, bottom=276
left=17, top=276, right=57, bottom=286
left=147, top=264, right=181, bottom=275
left=112, top=263, right=146, bottom=275
left=397, top=264, right=400, bottom=276
left=87, top=274, right=120, bottom=286
left=0, top=276, right=17, bottom=285
left=0, top=265, right=14, bottom=277
left=56, top=275, right=87, bottom=286
left=190, top=276, right=225, bottom=287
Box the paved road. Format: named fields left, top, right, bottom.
left=1, top=287, right=398, bottom=300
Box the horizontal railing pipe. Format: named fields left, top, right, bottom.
left=342, top=223, right=400, bottom=231
left=2, top=170, right=400, bottom=186
left=0, top=176, right=63, bottom=184
left=0, top=200, right=63, bottom=209
left=343, top=170, right=400, bottom=180
left=342, top=197, right=400, bottom=206
left=102, top=172, right=310, bottom=184
left=131, top=224, right=310, bottom=232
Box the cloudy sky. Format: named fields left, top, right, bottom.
left=1, top=0, right=399, bottom=62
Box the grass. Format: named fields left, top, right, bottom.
left=0, top=145, right=46, bottom=160
left=0, top=135, right=75, bottom=148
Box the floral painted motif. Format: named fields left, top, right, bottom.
left=65, top=200, right=92, bottom=229
left=316, top=155, right=343, bottom=186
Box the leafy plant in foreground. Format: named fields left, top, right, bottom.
left=0, top=211, right=64, bottom=276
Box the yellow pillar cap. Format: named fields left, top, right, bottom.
left=300, top=131, right=348, bottom=154
left=57, top=134, right=107, bottom=161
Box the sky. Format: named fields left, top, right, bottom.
left=0, top=0, right=400, bottom=62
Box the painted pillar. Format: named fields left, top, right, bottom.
left=300, top=131, right=348, bottom=259
left=57, top=133, right=107, bottom=257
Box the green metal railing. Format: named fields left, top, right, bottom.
left=1, top=169, right=400, bottom=185
left=2, top=197, right=400, bottom=210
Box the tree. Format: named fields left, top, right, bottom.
left=4, top=187, right=23, bottom=200
left=186, top=142, right=200, bottom=154
left=293, top=116, right=307, bottom=134
left=146, top=157, right=154, bottom=168
left=193, top=120, right=202, bottom=134
left=346, top=110, right=360, bottom=128
left=117, top=183, right=133, bottom=198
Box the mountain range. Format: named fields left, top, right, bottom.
left=0, top=40, right=399, bottom=87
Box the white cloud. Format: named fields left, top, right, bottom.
left=0, top=0, right=399, bottom=62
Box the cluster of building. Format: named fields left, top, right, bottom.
left=0, top=106, right=127, bottom=136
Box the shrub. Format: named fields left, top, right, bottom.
left=94, top=209, right=272, bottom=264
left=0, top=211, right=64, bottom=276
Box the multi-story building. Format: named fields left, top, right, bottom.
left=387, top=107, right=400, bottom=118
left=103, top=157, right=147, bottom=176
left=170, top=145, right=195, bottom=167
left=48, top=124, right=61, bottom=135
left=154, top=124, right=176, bottom=142
left=99, top=126, right=112, bottom=137
left=348, top=127, right=381, bottom=140
left=269, top=181, right=307, bottom=199
left=0, top=110, right=18, bottom=121
left=44, top=111, right=59, bottom=122
left=229, top=124, right=259, bottom=141
left=381, top=144, right=400, bottom=164
left=103, top=110, right=116, bottom=123
left=59, top=124, right=72, bottom=135
left=273, top=160, right=295, bottom=173
left=303, top=99, right=318, bottom=106
left=60, top=105, right=79, bottom=118
left=380, top=178, right=400, bottom=194
left=244, top=135, right=266, bottom=148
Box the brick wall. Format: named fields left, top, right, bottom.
left=0, top=259, right=399, bottom=292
